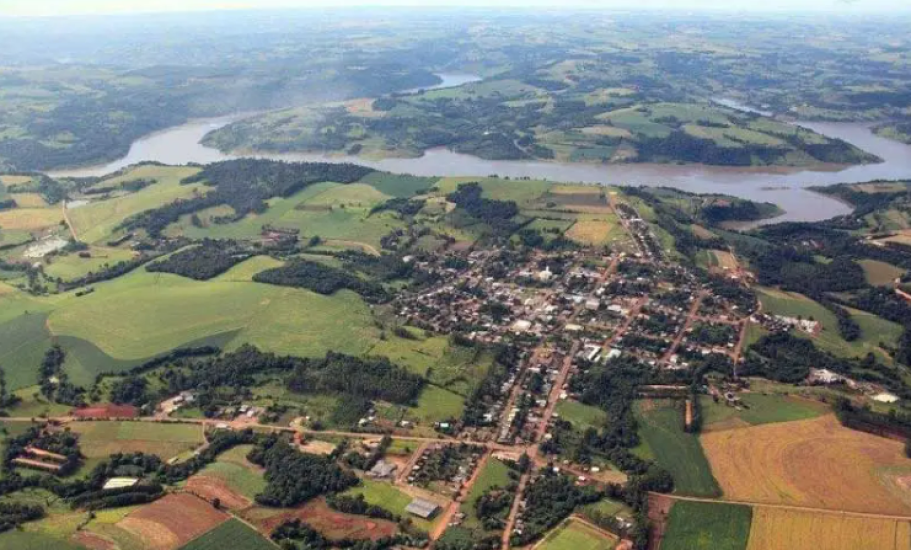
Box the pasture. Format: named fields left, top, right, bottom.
left=538, top=519, right=617, bottom=550
left=462, top=457, right=512, bottom=529
left=746, top=508, right=911, bottom=550
left=178, top=518, right=276, bottom=550
left=343, top=478, right=440, bottom=531
left=661, top=501, right=752, bottom=550
left=555, top=399, right=608, bottom=432
left=699, top=393, right=828, bottom=432
left=633, top=400, right=721, bottom=497
left=69, top=421, right=204, bottom=460
left=565, top=219, right=619, bottom=246
left=0, top=531, right=84, bottom=550
left=117, top=493, right=230, bottom=550
left=702, top=414, right=911, bottom=515
left=859, top=259, right=905, bottom=286
left=0, top=205, right=63, bottom=230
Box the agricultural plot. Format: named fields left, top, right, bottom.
left=0, top=531, right=85, bottom=550
left=633, top=400, right=721, bottom=497
left=0, top=205, right=63, bottom=231
left=178, top=518, right=276, bottom=550
left=555, top=400, right=608, bottom=432
left=565, top=219, right=620, bottom=246
left=189, top=444, right=266, bottom=509
left=117, top=493, right=230, bottom=550
left=244, top=498, right=397, bottom=541
left=538, top=519, right=617, bottom=550
left=702, top=414, right=911, bottom=515
left=661, top=501, right=752, bottom=550
left=699, top=393, right=828, bottom=432
left=745, top=508, right=911, bottom=550
left=69, top=421, right=204, bottom=460
left=859, top=259, right=905, bottom=286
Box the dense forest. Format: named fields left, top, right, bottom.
left=253, top=258, right=390, bottom=303
left=146, top=239, right=252, bottom=280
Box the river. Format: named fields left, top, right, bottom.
left=49, top=79, right=911, bottom=224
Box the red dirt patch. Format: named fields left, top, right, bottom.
left=646, top=493, right=673, bottom=550
left=187, top=475, right=252, bottom=511
left=72, top=404, right=138, bottom=418
left=246, top=498, right=397, bottom=541
left=72, top=531, right=116, bottom=550
left=117, top=493, right=229, bottom=550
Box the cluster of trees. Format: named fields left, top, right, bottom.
left=370, top=197, right=426, bottom=216
left=326, top=494, right=398, bottom=521
left=462, top=345, right=516, bottom=427
left=247, top=435, right=358, bottom=507
left=447, top=183, right=519, bottom=233
left=0, top=502, right=44, bottom=533
left=38, top=345, right=84, bottom=406
left=0, top=199, right=16, bottom=211
left=271, top=518, right=424, bottom=550
left=69, top=482, right=164, bottom=511
left=109, top=377, right=150, bottom=407
left=287, top=352, right=424, bottom=406
left=834, top=397, right=911, bottom=440
left=510, top=472, right=600, bottom=546
left=254, top=259, right=389, bottom=303
left=344, top=435, right=391, bottom=471
left=2, top=428, right=82, bottom=476
left=121, top=160, right=374, bottom=237
left=5, top=174, right=67, bottom=204
left=146, top=239, right=252, bottom=280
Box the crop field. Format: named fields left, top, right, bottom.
left=46, top=270, right=380, bottom=360
left=699, top=393, right=828, bottom=432
left=118, top=493, right=230, bottom=550
left=859, top=259, right=905, bottom=286
left=565, top=219, right=620, bottom=246
left=634, top=400, right=721, bottom=497
left=69, top=165, right=204, bottom=244
left=702, top=415, right=911, bottom=515
left=661, top=501, right=752, bottom=550
left=745, top=508, right=911, bottom=550
left=358, top=172, right=439, bottom=198
left=69, top=421, right=204, bottom=460
left=435, top=176, right=552, bottom=206
left=538, top=519, right=617, bottom=550
left=178, top=518, right=276, bottom=550
left=0, top=531, right=85, bottom=550
left=245, top=498, right=398, bottom=541
left=188, top=445, right=266, bottom=508
left=555, top=399, right=608, bottom=432
left=0, top=205, right=63, bottom=230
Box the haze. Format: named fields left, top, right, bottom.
left=1, top=0, right=910, bottom=16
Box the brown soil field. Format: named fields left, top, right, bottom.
left=878, top=230, right=911, bottom=246
left=10, top=193, right=48, bottom=208
left=646, top=493, right=673, bottom=550
left=746, top=507, right=911, bottom=550
left=702, top=415, right=911, bottom=515
left=72, top=404, right=139, bottom=418
left=187, top=475, right=252, bottom=511
left=117, top=493, right=229, bottom=550
left=245, top=498, right=397, bottom=540
left=690, top=224, right=716, bottom=239
left=710, top=250, right=738, bottom=270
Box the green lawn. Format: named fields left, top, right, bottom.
left=343, top=478, right=436, bottom=531
left=661, top=501, right=752, bottom=550
left=555, top=400, right=608, bottom=432
left=407, top=385, right=465, bottom=424
left=179, top=518, right=277, bottom=550
left=634, top=401, right=721, bottom=497
left=69, top=421, right=204, bottom=459
left=462, top=458, right=513, bottom=529
left=538, top=519, right=616, bottom=550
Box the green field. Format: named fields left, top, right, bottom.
left=661, top=501, right=752, bottom=550
left=69, top=421, right=204, bottom=459
left=756, top=287, right=902, bottom=360
left=179, top=518, right=277, bottom=550
left=538, top=519, right=616, bottom=550
left=462, top=458, right=513, bottom=529
left=42, top=246, right=136, bottom=282
left=343, top=478, right=437, bottom=531
left=555, top=400, right=608, bottom=432
left=699, top=393, right=828, bottom=430
left=633, top=401, right=721, bottom=497
left=407, top=385, right=465, bottom=424
left=0, top=531, right=85, bottom=550
left=197, top=445, right=267, bottom=499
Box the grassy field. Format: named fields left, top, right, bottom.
left=746, top=508, right=911, bottom=550
left=69, top=421, right=204, bottom=460
left=702, top=414, right=911, bottom=515
left=578, top=498, right=633, bottom=522
left=859, top=259, right=905, bottom=286
left=756, top=287, right=901, bottom=359
left=555, top=400, right=608, bottom=432
left=538, top=519, right=617, bottom=550
left=194, top=444, right=266, bottom=500
left=462, top=457, right=512, bottom=529
left=0, top=531, right=85, bottom=550
left=407, top=385, right=465, bottom=424
left=42, top=246, right=136, bottom=281
left=343, top=478, right=440, bottom=531
left=69, top=165, right=204, bottom=244
left=178, top=518, right=276, bottom=550
left=46, top=270, right=380, bottom=361
left=633, top=400, right=721, bottom=497
left=565, top=219, right=621, bottom=246
left=661, top=501, right=752, bottom=550
left=0, top=204, right=64, bottom=230
left=699, top=393, right=828, bottom=432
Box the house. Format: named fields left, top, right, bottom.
left=367, top=460, right=398, bottom=479
left=406, top=498, right=441, bottom=519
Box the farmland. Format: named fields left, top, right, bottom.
left=661, top=501, right=752, bottom=550
left=244, top=498, right=398, bottom=541
left=189, top=445, right=266, bottom=509
left=859, top=259, right=905, bottom=286
left=537, top=519, right=617, bottom=550
left=702, top=415, right=911, bottom=515
left=746, top=507, right=911, bottom=550
left=117, top=493, right=230, bottom=550
left=699, top=393, right=828, bottom=432
left=633, top=400, right=721, bottom=497
left=178, top=518, right=277, bottom=550
left=555, top=400, right=608, bottom=432
left=69, top=421, right=204, bottom=460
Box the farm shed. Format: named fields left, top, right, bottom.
left=405, top=498, right=440, bottom=519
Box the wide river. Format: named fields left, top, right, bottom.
left=50, top=75, right=911, bottom=224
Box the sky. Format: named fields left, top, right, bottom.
left=0, top=0, right=908, bottom=17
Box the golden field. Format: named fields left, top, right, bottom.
left=746, top=508, right=911, bottom=550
